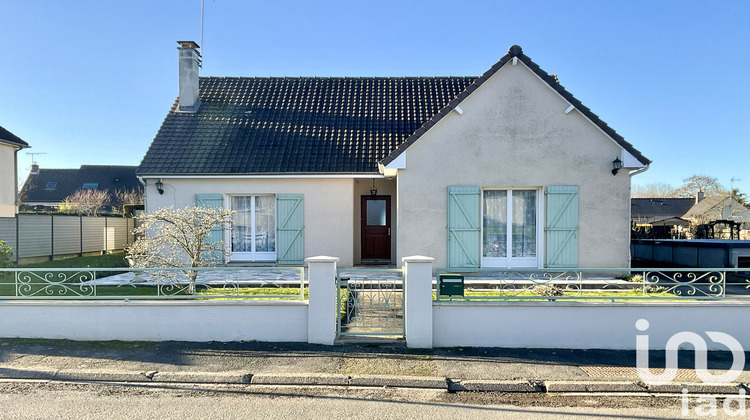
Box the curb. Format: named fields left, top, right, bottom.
left=1, top=368, right=747, bottom=396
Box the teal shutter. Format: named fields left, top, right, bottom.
left=276, top=194, right=304, bottom=265
left=447, top=186, right=480, bottom=271
left=545, top=186, right=579, bottom=268
left=196, top=193, right=225, bottom=264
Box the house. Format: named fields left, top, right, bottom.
left=0, top=125, right=30, bottom=217
left=631, top=194, right=750, bottom=240
left=682, top=195, right=750, bottom=240
left=138, top=42, right=651, bottom=269
left=631, top=197, right=694, bottom=239
left=20, top=165, right=141, bottom=213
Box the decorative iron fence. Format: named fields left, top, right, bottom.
left=434, top=268, right=750, bottom=302
left=0, top=266, right=305, bottom=300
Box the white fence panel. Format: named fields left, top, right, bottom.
left=81, top=217, right=106, bottom=253
left=52, top=216, right=82, bottom=255
left=107, top=217, right=128, bottom=250
left=17, top=215, right=52, bottom=258
left=0, top=217, right=16, bottom=258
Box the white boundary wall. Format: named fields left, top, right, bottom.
left=433, top=302, right=750, bottom=350
left=0, top=301, right=308, bottom=342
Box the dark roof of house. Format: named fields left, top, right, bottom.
left=21, top=165, right=140, bottom=204
left=139, top=76, right=475, bottom=175
left=0, top=125, right=29, bottom=148
left=139, top=45, right=650, bottom=175
left=631, top=198, right=695, bottom=219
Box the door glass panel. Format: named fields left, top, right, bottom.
left=231, top=196, right=252, bottom=252
left=512, top=190, right=537, bottom=257
left=366, top=200, right=387, bottom=226
left=255, top=196, right=276, bottom=252
left=483, top=190, right=507, bottom=257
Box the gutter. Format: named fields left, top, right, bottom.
left=629, top=164, right=650, bottom=178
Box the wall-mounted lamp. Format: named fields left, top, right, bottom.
left=155, top=179, right=164, bottom=195
left=370, top=179, right=378, bottom=196
left=611, top=157, right=623, bottom=176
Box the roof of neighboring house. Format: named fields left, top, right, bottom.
left=21, top=165, right=140, bottom=205
left=631, top=198, right=695, bottom=219
left=139, top=45, right=650, bottom=176
left=683, top=195, right=750, bottom=222
left=0, top=125, right=29, bottom=148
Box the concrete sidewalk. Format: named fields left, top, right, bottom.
left=0, top=339, right=747, bottom=394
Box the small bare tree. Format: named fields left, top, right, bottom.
left=126, top=205, right=234, bottom=294
left=59, top=189, right=111, bottom=216
left=115, top=187, right=144, bottom=205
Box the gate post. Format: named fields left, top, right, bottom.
left=403, top=255, right=434, bottom=348
left=306, top=256, right=339, bottom=345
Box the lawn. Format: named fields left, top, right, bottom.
left=1, top=253, right=306, bottom=299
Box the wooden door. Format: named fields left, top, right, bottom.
left=361, top=196, right=391, bottom=261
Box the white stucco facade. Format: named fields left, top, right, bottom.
left=144, top=177, right=356, bottom=267
left=394, top=61, right=634, bottom=269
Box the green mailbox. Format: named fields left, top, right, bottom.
left=438, top=273, right=464, bottom=296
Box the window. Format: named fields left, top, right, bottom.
left=482, top=189, right=539, bottom=268
left=44, top=182, right=57, bottom=190
left=82, top=182, right=99, bottom=189
left=230, top=195, right=276, bottom=261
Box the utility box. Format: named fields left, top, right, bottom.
left=438, top=273, right=464, bottom=296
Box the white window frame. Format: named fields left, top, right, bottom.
left=226, top=194, right=277, bottom=262
left=481, top=188, right=543, bottom=269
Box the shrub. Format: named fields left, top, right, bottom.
left=0, top=240, right=14, bottom=268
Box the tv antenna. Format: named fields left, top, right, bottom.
left=731, top=177, right=742, bottom=191
left=26, top=152, right=47, bottom=165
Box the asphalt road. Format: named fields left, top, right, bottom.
left=0, top=380, right=736, bottom=420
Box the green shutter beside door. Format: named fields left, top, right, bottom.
left=447, top=186, right=480, bottom=271
left=277, top=194, right=304, bottom=265
left=196, top=193, right=225, bottom=264
left=545, top=186, right=578, bottom=268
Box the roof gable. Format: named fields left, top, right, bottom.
left=0, top=125, right=29, bottom=148
left=381, top=45, right=650, bottom=167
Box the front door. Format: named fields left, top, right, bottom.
left=361, top=196, right=391, bottom=261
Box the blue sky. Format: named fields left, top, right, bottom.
left=2, top=0, right=748, bottom=194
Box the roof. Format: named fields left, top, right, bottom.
left=21, top=165, right=140, bottom=205
left=139, top=45, right=650, bottom=176
left=631, top=198, right=695, bottom=219
left=0, top=125, right=29, bottom=148
left=382, top=45, right=650, bottom=167
left=683, top=195, right=750, bottom=222
left=138, top=76, right=475, bottom=175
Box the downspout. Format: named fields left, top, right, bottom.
left=628, top=164, right=650, bottom=266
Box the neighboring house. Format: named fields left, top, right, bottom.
left=631, top=198, right=694, bottom=239
left=631, top=195, right=750, bottom=240
left=0, top=125, right=30, bottom=217
left=682, top=195, right=750, bottom=240
left=138, top=42, right=651, bottom=269
left=20, top=165, right=141, bottom=213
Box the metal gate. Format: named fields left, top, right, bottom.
left=336, top=269, right=404, bottom=337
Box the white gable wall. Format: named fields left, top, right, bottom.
left=396, top=61, right=632, bottom=269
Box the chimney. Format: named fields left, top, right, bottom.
left=30, top=163, right=39, bottom=175
left=177, top=41, right=202, bottom=112
left=696, top=190, right=705, bottom=204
